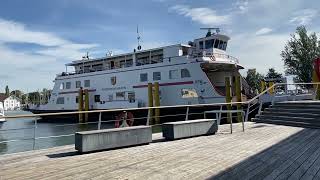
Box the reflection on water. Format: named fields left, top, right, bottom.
left=0, top=111, right=113, bottom=155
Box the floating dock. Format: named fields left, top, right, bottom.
left=1, top=122, right=320, bottom=179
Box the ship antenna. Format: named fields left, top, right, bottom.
left=200, top=27, right=220, bottom=37
left=137, top=25, right=142, bottom=51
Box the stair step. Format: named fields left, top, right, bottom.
left=257, top=115, right=320, bottom=123
left=253, top=118, right=320, bottom=129
left=260, top=111, right=320, bottom=118
left=264, top=108, right=320, bottom=114
left=271, top=104, right=320, bottom=109
left=275, top=101, right=320, bottom=105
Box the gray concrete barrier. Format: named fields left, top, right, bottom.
left=75, top=126, right=152, bottom=153
left=162, top=119, right=218, bottom=140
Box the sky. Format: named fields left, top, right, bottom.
left=0, top=0, right=319, bottom=92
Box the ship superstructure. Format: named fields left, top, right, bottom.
left=31, top=29, right=246, bottom=113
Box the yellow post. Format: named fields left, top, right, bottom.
left=78, top=87, right=83, bottom=123
left=312, top=71, right=320, bottom=100
left=225, top=77, right=232, bottom=123
left=235, top=76, right=242, bottom=123
left=154, top=82, right=160, bottom=124
left=84, top=89, right=89, bottom=122
left=147, top=83, right=154, bottom=124
left=260, top=80, right=266, bottom=93
left=268, top=82, right=275, bottom=94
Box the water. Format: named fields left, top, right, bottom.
left=0, top=111, right=112, bottom=155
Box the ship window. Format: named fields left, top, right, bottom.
left=120, top=60, right=126, bottom=68
left=56, top=97, right=65, bottom=104
left=60, top=83, right=65, bottom=90
left=84, top=80, right=90, bottom=87
left=199, top=41, right=204, bottom=49
left=66, top=82, right=71, bottom=89
left=140, top=73, right=148, bottom=82
left=128, top=92, right=135, bottom=103
left=108, top=95, right=113, bottom=101
left=181, top=89, right=198, bottom=98
left=181, top=69, right=191, bottom=78
left=169, top=70, right=179, bottom=79
left=205, top=39, right=214, bottom=49
left=94, top=95, right=100, bottom=102
left=76, top=96, right=78, bottom=103
left=126, top=59, right=133, bottom=67
left=116, top=92, right=125, bottom=100
left=218, top=41, right=224, bottom=49
left=153, top=72, right=161, bottom=81
left=222, top=41, right=227, bottom=50
left=76, top=81, right=81, bottom=88
left=110, top=76, right=117, bottom=85
left=214, top=39, right=220, bottom=48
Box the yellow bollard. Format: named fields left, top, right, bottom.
left=225, top=77, right=232, bottom=123
left=268, top=82, right=275, bottom=95
left=260, top=80, right=266, bottom=93
left=84, top=89, right=89, bottom=122
left=235, top=76, right=242, bottom=123
left=147, top=83, right=154, bottom=124
left=78, top=87, right=83, bottom=123
left=154, top=82, right=161, bottom=124
left=312, top=71, right=320, bottom=100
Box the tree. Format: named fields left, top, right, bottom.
left=265, top=68, right=283, bottom=79
left=10, top=90, right=23, bottom=98
left=245, top=69, right=264, bottom=93
left=281, top=26, right=320, bottom=83
left=5, top=86, right=9, bottom=96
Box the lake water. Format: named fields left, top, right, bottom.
left=0, top=111, right=112, bottom=155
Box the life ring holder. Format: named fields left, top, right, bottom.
left=115, top=111, right=134, bottom=128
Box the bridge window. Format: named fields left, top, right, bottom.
left=140, top=73, right=148, bottom=82
left=199, top=41, right=204, bottom=49
left=205, top=39, right=214, bottom=49
left=116, top=92, right=125, bottom=100
left=94, top=95, right=100, bottom=102
left=56, top=97, right=65, bottom=104
left=214, top=39, right=220, bottom=48
left=60, top=83, right=65, bottom=90
left=66, top=82, right=71, bottom=89
left=181, top=89, right=198, bottom=98
left=181, top=69, right=191, bottom=78
left=76, top=81, right=81, bottom=88
left=169, top=70, right=179, bottom=79
left=153, top=72, right=161, bottom=81
left=84, top=80, right=90, bottom=87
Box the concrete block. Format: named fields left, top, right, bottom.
left=162, top=119, right=218, bottom=140
left=75, top=126, right=152, bottom=153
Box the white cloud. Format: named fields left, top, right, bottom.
left=0, top=19, right=68, bottom=46
left=0, top=18, right=99, bottom=91
left=289, top=9, right=318, bottom=25
left=255, top=28, right=273, bottom=36
left=233, top=0, right=249, bottom=14
left=229, top=33, right=289, bottom=75
left=170, top=5, right=231, bottom=26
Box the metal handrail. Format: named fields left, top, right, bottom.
left=3, top=82, right=320, bottom=119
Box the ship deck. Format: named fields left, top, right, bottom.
left=1, top=122, right=320, bottom=180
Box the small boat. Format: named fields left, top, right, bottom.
left=0, top=102, right=5, bottom=122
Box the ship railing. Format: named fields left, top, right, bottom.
left=1, top=82, right=320, bottom=153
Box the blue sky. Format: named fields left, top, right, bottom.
left=0, top=0, right=319, bottom=92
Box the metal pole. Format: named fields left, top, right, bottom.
left=185, top=107, right=189, bottom=121
left=33, top=118, right=37, bottom=150
left=258, top=101, right=263, bottom=116
left=230, top=114, right=233, bottom=134
left=242, top=111, right=245, bottom=132
left=98, top=112, right=102, bottom=130
left=245, top=102, right=251, bottom=122
left=146, top=108, right=150, bottom=126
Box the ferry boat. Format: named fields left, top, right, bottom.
left=0, top=102, right=5, bottom=122
left=29, top=28, right=249, bottom=122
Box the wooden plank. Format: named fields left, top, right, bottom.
left=300, top=152, right=320, bottom=180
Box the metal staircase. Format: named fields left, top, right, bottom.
left=253, top=101, right=320, bottom=128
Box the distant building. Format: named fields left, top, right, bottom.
left=0, top=93, right=21, bottom=111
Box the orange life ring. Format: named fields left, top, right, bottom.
left=115, top=111, right=134, bottom=128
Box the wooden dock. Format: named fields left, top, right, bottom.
left=1, top=122, right=320, bottom=180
